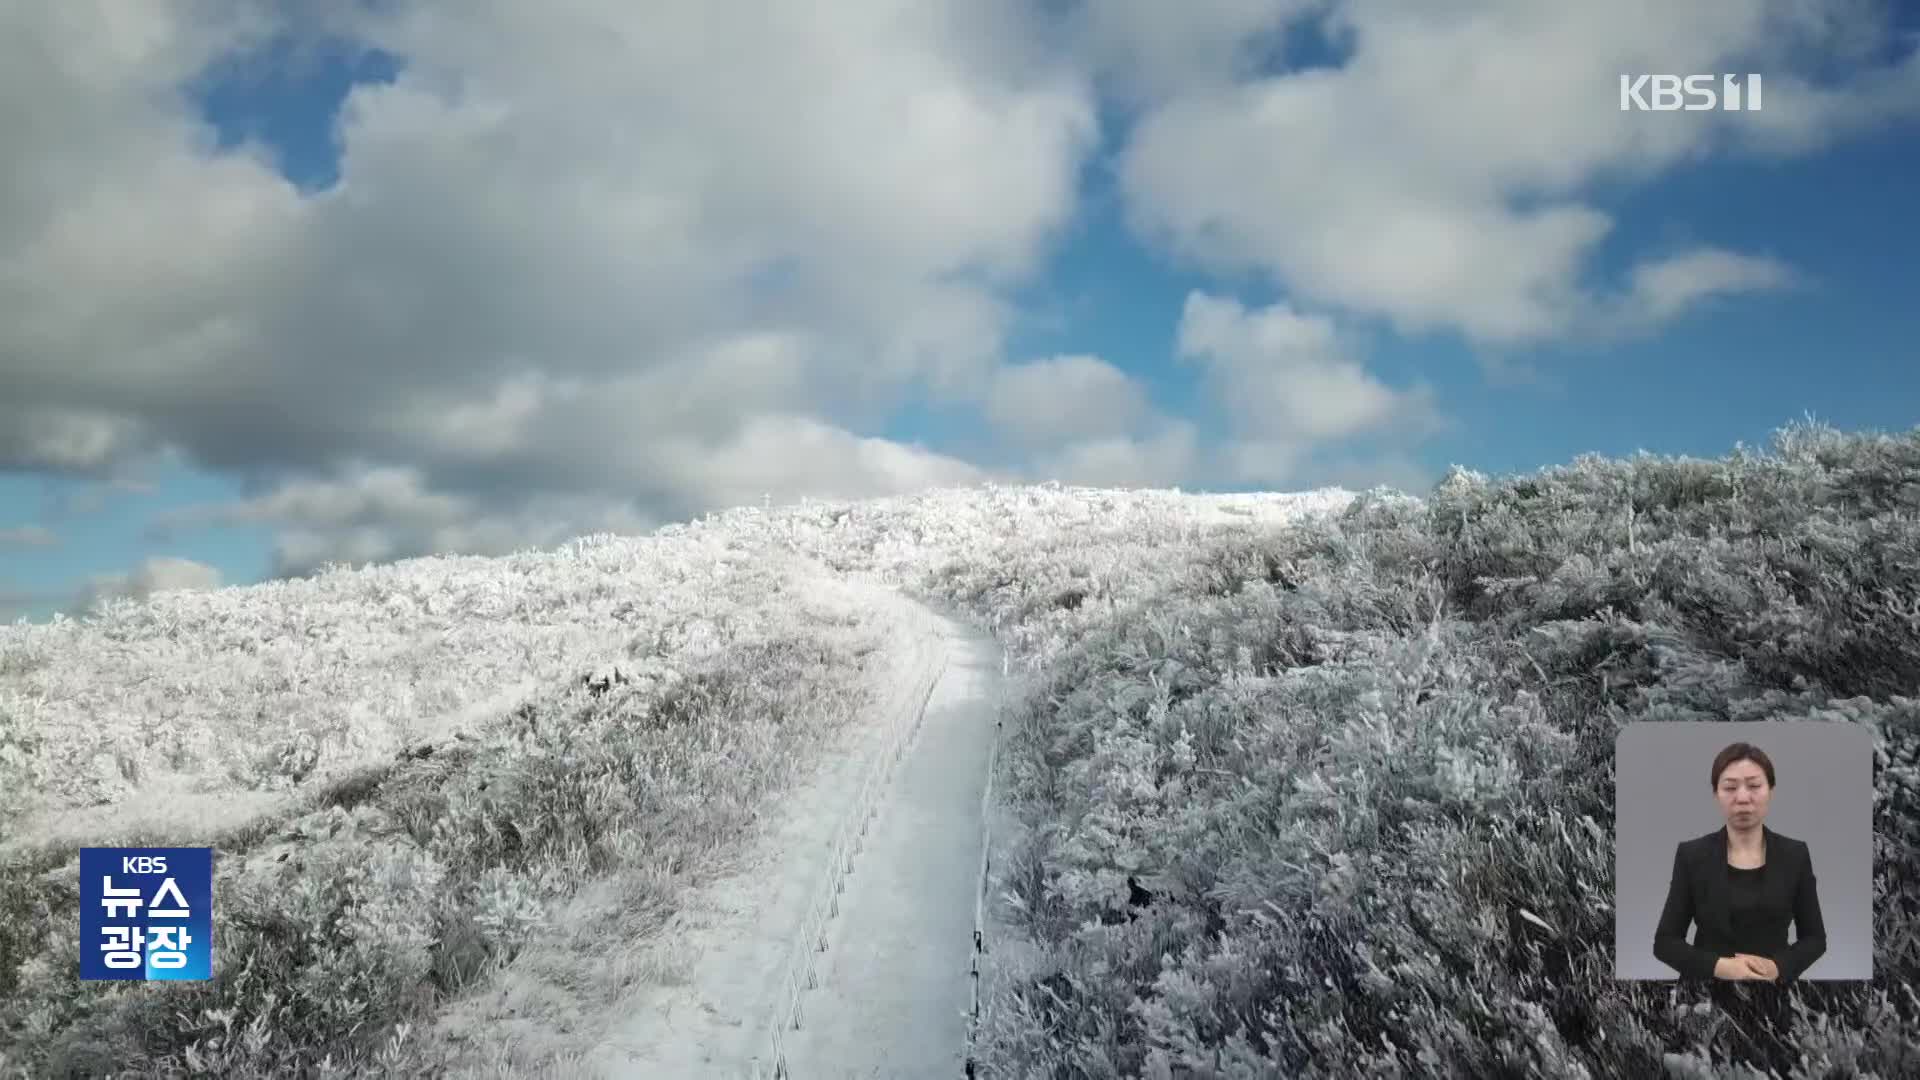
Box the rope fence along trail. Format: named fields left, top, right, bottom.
left=962, top=650, right=1006, bottom=1078
left=749, top=627, right=948, bottom=1080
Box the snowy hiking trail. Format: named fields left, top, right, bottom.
left=596, top=584, right=1006, bottom=1078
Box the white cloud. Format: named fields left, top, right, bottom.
left=198, top=463, right=471, bottom=532
left=1028, top=423, right=1203, bottom=489
left=151, top=462, right=644, bottom=576
left=1614, top=247, right=1799, bottom=326
left=978, top=353, right=1216, bottom=489
left=75, top=555, right=225, bottom=613
left=1174, top=291, right=1445, bottom=488
left=0, top=409, right=152, bottom=473
left=1116, top=0, right=1916, bottom=342
left=1178, top=291, right=1440, bottom=440
left=654, top=413, right=993, bottom=514
left=1068, top=0, right=1329, bottom=101
left=985, top=355, right=1155, bottom=447
left=0, top=0, right=1097, bottom=571
left=150, top=422, right=990, bottom=577
left=3, top=0, right=1910, bottom=578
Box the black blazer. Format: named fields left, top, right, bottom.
left=1652, top=825, right=1827, bottom=981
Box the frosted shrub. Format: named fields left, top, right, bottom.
left=963, top=423, right=1920, bottom=1078
left=0, top=537, right=877, bottom=1076
left=469, top=866, right=548, bottom=953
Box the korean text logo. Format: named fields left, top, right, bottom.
left=1620, top=74, right=1763, bottom=111
left=80, top=847, right=214, bottom=981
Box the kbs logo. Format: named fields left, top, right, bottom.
left=80, top=847, right=214, bottom=981
left=1620, top=74, right=1763, bottom=111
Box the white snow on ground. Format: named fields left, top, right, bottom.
left=572, top=488, right=1367, bottom=1076
left=774, top=603, right=1004, bottom=1079
left=0, top=533, right=815, bottom=854
left=593, top=583, right=970, bottom=1077
left=1, top=482, right=1362, bottom=1075
left=0, top=674, right=543, bottom=859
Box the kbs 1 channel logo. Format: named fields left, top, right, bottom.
left=1620, top=73, right=1763, bottom=112
left=79, top=848, right=214, bottom=981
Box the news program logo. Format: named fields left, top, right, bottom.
left=1620, top=74, right=1763, bottom=112
left=79, top=847, right=213, bottom=981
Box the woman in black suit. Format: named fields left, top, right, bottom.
left=1652, top=741, right=1828, bottom=982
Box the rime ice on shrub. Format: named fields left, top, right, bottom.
left=6, top=428, right=1917, bottom=1075
left=944, top=425, right=1920, bottom=1078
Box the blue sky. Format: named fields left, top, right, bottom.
left=2, top=1, right=1917, bottom=624
left=1008, top=124, right=1920, bottom=470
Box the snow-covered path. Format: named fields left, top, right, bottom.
left=775, top=607, right=1002, bottom=1079
left=595, top=588, right=1005, bottom=1079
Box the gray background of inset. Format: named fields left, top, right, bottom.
left=1614, top=721, right=1873, bottom=980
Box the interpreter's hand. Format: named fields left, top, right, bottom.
left=1736, top=953, right=1779, bottom=981
left=1713, top=956, right=1763, bottom=980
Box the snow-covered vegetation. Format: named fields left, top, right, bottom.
left=712, top=420, right=1920, bottom=1078
left=3, top=419, right=1917, bottom=1077
left=0, top=535, right=891, bottom=1075
left=923, top=423, right=1912, bottom=1079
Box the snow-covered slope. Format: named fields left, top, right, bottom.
left=0, top=483, right=1356, bottom=1077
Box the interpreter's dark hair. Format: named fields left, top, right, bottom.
left=1711, top=742, right=1776, bottom=789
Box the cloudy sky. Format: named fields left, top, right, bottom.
left=3, top=0, right=1917, bottom=623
